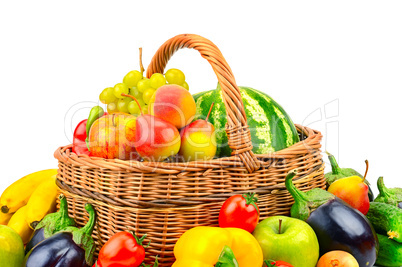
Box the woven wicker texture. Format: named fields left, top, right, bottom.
left=55, top=34, right=326, bottom=266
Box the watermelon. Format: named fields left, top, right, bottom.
left=193, top=85, right=300, bottom=157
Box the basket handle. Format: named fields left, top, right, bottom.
left=146, top=34, right=260, bottom=173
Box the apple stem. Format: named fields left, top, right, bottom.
left=206, top=102, right=215, bottom=122
left=363, top=160, right=369, bottom=183
left=139, top=47, right=144, bottom=75
left=112, top=113, right=117, bottom=127
left=122, top=93, right=143, bottom=115
left=278, top=219, right=282, bottom=235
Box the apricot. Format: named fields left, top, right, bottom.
left=148, top=84, right=196, bottom=129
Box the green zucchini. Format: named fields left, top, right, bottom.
left=366, top=202, right=402, bottom=243
left=376, top=234, right=402, bottom=267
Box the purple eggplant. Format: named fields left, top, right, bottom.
left=25, top=194, right=76, bottom=254
left=285, top=170, right=379, bottom=267
left=24, top=203, right=96, bottom=267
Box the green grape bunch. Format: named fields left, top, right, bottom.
left=98, top=49, right=189, bottom=116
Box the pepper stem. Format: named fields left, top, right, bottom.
left=122, top=93, right=143, bottom=115
left=216, top=245, right=239, bottom=267
left=326, top=151, right=341, bottom=175
left=85, top=106, right=105, bottom=151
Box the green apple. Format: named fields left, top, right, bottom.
left=253, top=216, right=319, bottom=267
left=0, top=225, right=24, bottom=267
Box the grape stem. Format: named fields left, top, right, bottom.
left=122, top=93, right=143, bottom=115
left=206, top=102, right=215, bottom=122
left=139, top=47, right=144, bottom=75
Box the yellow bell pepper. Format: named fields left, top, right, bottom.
left=172, top=226, right=263, bottom=267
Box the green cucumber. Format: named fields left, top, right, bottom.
left=376, top=234, right=402, bottom=267
left=366, top=202, right=402, bottom=243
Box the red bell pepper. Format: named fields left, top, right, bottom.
left=93, top=231, right=151, bottom=267
left=72, top=119, right=91, bottom=156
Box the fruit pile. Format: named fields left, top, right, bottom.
left=70, top=48, right=300, bottom=164
left=71, top=51, right=222, bottom=163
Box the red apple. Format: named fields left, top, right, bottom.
left=88, top=113, right=140, bottom=160
left=134, top=114, right=181, bottom=162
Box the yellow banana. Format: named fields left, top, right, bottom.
left=7, top=205, right=33, bottom=244
left=0, top=169, right=58, bottom=214
left=25, top=175, right=59, bottom=229
left=0, top=211, right=13, bottom=225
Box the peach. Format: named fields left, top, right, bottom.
left=148, top=84, right=196, bottom=129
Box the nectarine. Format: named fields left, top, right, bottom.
left=148, top=84, right=196, bottom=129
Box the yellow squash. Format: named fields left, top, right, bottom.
left=7, top=205, right=33, bottom=244
left=0, top=169, right=58, bottom=214
left=173, top=226, right=263, bottom=267
left=25, top=175, right=59, bottom=229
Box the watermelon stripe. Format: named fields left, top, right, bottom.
left=241, top=91, right=274, bottom=154
left=247, top=87, right=299, bottom=150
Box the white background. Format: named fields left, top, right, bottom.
left=1, top=1, right=401, bottom=204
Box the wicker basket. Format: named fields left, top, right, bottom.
left=54, top=34, right=325, bottom=266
